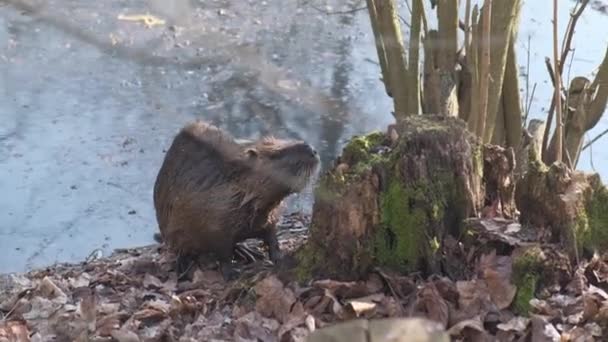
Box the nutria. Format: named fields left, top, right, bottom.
left=153, top=120, right=320, bottom=278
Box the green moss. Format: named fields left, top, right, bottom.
left=513, top=273, right=537, bottom=315
left=341, top=131, right=385, bottom=163
left=295, top=242, right=322, bottom=283
left=372, top=169, right=464, bottom=273
left=579, top=185, right=608, bottom=252
left=512, top=247, right=544, bottom=315
left=374, top=178, right=427, bottom=271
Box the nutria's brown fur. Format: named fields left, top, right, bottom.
left=153, top=120, right=319, bottom=276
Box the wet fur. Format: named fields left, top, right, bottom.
left=153, top=121, right=319, bottom=268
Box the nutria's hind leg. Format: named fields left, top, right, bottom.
left=263, top=226, right=283, bottom=263
left=216, top=239, right=239, bottom=281
left=153, top=232, right=164, bottom=243
left=175, top=252, right=196, bottom=280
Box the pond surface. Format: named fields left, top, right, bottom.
left=0, top=0, right=606, bottom=273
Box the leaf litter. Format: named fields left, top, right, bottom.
left=1, top=215, right=608, bottom=341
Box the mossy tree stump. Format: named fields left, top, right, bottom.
left=516, top=157, right=608, bottom=261
left=298, top=116, right=484, bottom=280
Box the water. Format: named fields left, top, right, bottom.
left=0, top=0, right=606, bottom=273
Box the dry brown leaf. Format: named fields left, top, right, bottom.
left=0, top=320, right=31, bottom=342
left=496, top=316, right=529, bottom=333
left=478, top=251, right=517, bottom=310
left=312, top=279, right=369, bottom=299
left=365, top=274, right=385, bottom=293
left=111, top=328, right=141, bottom=342
left=346, top=300, right=376, bottom=318
left=414, top=282, right=449, bottom=328
left=96, top=313, right=126, bottom=337
left=305, top=315, right=316, bottom=332
left=431, top=276, right=459, bottom=304
left=132, top=308, right=166, bottom=325
left=447, top=317, right=490, bottom=342
left=234, top=311, right=279, bottom=342
left=277, top=303, right=308, bottom=340
left=38, top=277, right=66, bottom=300
left=142, top=274, right=163, bottom=290
left=455, top=280, right=494, bottom=321
left=530, top=315, right=560, bottom=342
left=255, top=275, right=297, bottom=323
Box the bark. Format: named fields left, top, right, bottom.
left=501, top=32, right=523, bottom=150
left=374, top=0, right=409, bottom=118
left=481, top=0, right=522, bottom=143
left=516, top=161, right=608, bottom=261
left=365, top=0, right=391, bottom=97
left=475, top=1, right=492, bottom=138
left=466, top=6, right=480, bottom=134
left=516, top=119, right=545, bottom=178
left=436, top=0, right=460, bottom=117
left=423, top=30, right=441, bottom=114
left=407, top=0, right=423, bottom=116
left=299, top=116, right=483, bottom=281
left=482, top=145, right=517, bottom=219
left=546, top=47, right=608, bottom=165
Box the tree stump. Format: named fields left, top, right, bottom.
left=298, top=115, right=484, bottom=281
left=516, top=157, right=608, bottom=261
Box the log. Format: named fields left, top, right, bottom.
left=297, top=116, right=484, bottom=281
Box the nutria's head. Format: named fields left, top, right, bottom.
left=245, top=137, right=320, bottom=193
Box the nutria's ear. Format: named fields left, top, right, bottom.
left=245, top=148, right=258, bottom=159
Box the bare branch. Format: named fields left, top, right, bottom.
left=553, top=0, right=564, bottom=163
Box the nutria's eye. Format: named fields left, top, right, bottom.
left=246, top=149, right=258, bottom=159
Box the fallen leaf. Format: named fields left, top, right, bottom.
left=132, top=308, right=166, bottom=326
left=455, top=280, right=494, bottom=321
left=111, top=329, right=141, bottom=342
left=142, top=274, right=163, bottom=290
left=413, top=282, right=449, bottom=328
left=346, top=300, right=376, bottom=317
left=305, top=315, right=316, bottom=332
left=496, top=316, right=529, bottom=333
left=255, top=275, right=297, bottom=323
left=0, top=320, right=31, bottom=342
left=234, top=311, right=279, bottom=342
left=530, top=315, right=560, bottom=342
left=312, top=279, right=370, bottom=299
left=38, top=276, right=66, bottom=300
left=477, top=251, right=517, bottom=310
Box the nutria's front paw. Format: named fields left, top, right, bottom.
left=268, top=245, right=283, bottom=264
left=219, top=261, right=239, bottom=281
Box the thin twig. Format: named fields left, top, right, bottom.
left=564, top=49, right=577, bottom=167
left=559, top=0, right=589, bottom=75
left=464, top=0, right=471, bottom=53
left=582, top=128, right=608, bottom=150
left=404, top=0, right=413, bottom=16
left=398, top=14, right=412, bottom=28
left=542, top=62, right=556, bottom=159
left=308, top=3, right=367, bottom=15
left=589, top=133, right=597, bottom=171
left=545, top=57, right=557, bottom=86
left=524, top=35, right=531, bottom=121
left=542, top=0, right=589, bottom=162
left=523, top=83, right=537, bottom=126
